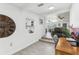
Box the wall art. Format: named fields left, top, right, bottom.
left=25, top=17, right=34, bottom=33
left=0, top=14, right=16, bottom=38
left=39, top=18, right=44, bottom=24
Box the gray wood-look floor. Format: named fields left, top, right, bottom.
left=14, top=41, right=55, bottom=55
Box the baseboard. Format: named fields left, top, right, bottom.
left=8, top=39, right=39, bottom=55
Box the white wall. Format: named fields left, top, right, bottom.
left=0, top=4, right=45, bottom=55
left=70, top=3, right=79, bottom=28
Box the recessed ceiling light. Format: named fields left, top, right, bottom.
left=49, top=6, right=55, bottom=10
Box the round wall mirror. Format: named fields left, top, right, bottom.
left=0, top=14, right=16, bottom=38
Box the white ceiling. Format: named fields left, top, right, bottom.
left=10, top=3, right=72, bottom=15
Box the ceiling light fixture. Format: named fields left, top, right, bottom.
left=38, top=3, right=44, bottom=7
left=51, top=19, right=58, bottom=22
left=49, top=6, right=55, bottom=10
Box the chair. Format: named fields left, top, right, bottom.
left=56, top=37, right=78, bottom=55
left=52, top=35, right=58, bottom=43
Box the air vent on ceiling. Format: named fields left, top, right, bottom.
left=38, top=3, right=44, bottom=7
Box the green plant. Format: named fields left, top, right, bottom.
left=62, top=28, right=71, bottom=38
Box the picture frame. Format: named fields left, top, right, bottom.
left=39, top=18, right=43, bottom=24
left=25, top=17, right=34, bottom=33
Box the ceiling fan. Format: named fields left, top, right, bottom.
left=58, top=16, right=64, bottom=20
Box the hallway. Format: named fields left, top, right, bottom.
left=14, top=41, right=55, bottom=55
left=0, top=3, right=73, bottom=55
